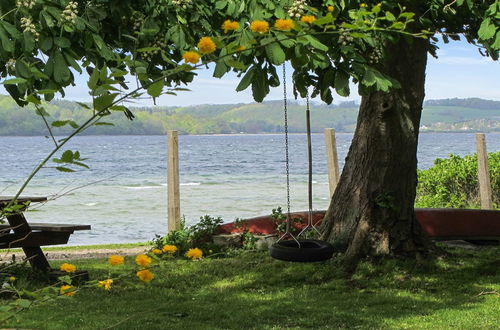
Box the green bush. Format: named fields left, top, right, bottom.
left=416, top=152, right=499, bottom=209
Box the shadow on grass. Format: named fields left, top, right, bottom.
left=3, top=246, right=499, bottom=329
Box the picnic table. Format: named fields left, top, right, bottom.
left=0, top=196, right=90, bottom=275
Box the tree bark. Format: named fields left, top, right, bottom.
left=320, top=35, right=431, bottom=263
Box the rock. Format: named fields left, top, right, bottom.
left=212, top=234, right=242, bottom=248
left=255, top=234, right=278, bottom=250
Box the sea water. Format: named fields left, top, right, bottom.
left=1, top=133, right=498, bottom=245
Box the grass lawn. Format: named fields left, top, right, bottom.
left=2, top=245, right=499, bottom=329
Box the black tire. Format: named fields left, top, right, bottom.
left=269, top=239, right=334, bottom=262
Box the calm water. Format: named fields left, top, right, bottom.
left=1, top=133, right=498, bottom=245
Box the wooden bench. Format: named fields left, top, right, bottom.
left=0, top=196, right=91, bottom=277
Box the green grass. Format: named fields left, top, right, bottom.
left=3, top=242, right=149, bottom=253
left=2, top=246, right=499, bottom=329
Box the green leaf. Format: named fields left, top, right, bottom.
left=2, top=78, right=27, bottom=85
left=385, top=12, right=396, bottom=21
left=251, top=69, right=269, bottom=102
left=303, top=35, right=329, bottom=52
left=93, top=93, right=118, bottom=111
left=265, top=42, right=286, bottom=65
left=53, top=53, right=71, bottom=83
left=147, top=80, right=164, bottom=97
left=334, top=70, right=350, bottom=96
left=0, top=25, right=14, bottom=52
left=478, top=18, right=496, bottom=40
left=236, top=67, right=255, bottom=92
left=95, top=122, right=114, bottom=126
left=213, top=61, right=228, bottom=78
left=492, top=31, right=500, bottom=50
left=61, top=150, right=74, bottom=162
left=55, top=37, right=71, bottom=48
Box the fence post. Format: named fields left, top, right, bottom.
left=324, top=128, right=340, bottom=198
left=167, top=130, right=181, bottom=232
left=475, top=133, right=492, bottom=209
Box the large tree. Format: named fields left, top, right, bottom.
left=1, top=0, right=498, bottom=263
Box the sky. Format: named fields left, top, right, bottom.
left=2, top=39, right=499, bottom=107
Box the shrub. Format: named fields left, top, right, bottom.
left=416, top=152, right=499, bottom=209
left=151, top=215, right=224, bottom=256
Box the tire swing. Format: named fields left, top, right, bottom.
left=269, top=65, right=334, bottom=262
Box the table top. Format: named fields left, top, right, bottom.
left=0, top=196, right=48, bottom=204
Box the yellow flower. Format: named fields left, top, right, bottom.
left=300, top=16, right=316, bottom=24
left=162, top=245, right=178, bottom=254
left=186, top=248, right=203, bottom=260
left=327, top=6, right=335, bottom=12
left=183, top=51, right=200, bottom=64
left=108, top=255, right=125, bottom=266
left=60, top=263, right=76, bottom=273
left=60, top=285, right=76, bottom=297
left=360, top=3, right=367, bottom=7
left=151, top=248, right=163, bottom=255
left=98, top=279, right=113, bottom=291
left=250, top=20, right=269, bottom=33
left=274, top=19, right=295, bottom=31
left=136, top=269, right=154, bottom=283
left=135, top=254, right=152, bottom=268
left=9, top=276, right=16, bottom=282
left=222, top=20, right=239, bottom=33
left=197, top=37, right=217, bottom=54
left=236, top=45, right=247, bottom=52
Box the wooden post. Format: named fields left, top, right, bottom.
left=167, top=131, right=181, bottom=232
left=475, top=133, right=492, bottom=209
left=324, top=128, right=340, bottom=198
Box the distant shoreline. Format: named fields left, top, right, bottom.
left=1, top=131, right=499, bottom=138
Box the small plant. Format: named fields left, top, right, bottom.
left=241, top=231, right=258, bottom=250
left=151, top=215, right=224, bottom=256
left=271, top=207, right=304, bottom=233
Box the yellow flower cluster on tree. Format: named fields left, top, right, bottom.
left=300, top=15, right=316, bottom=24
left=162, top=244, right=177, bottom=254
left=222, top=20, right=239, bottom=33
left=135, top=254, right=152, bottom=267
left=108, top=255, right=124, bottom=266
left=183, top=51, right=200, bottom=64
left=136, top=269, right=154, bottom=283
left=197, top=37, right=217, bottom=54
left=151, top=248, right=162, bottom=255
left=186, top=248, right=203, bottom=260
left=60, top=285, right=76, bottom=296
left=274, top=19, right=295, bottom=31
left=60, top=263, right=76, bottom=273
left=250, top=20, right=269, bottom=33
left=9, top=276, right=16, bottom=282
left=327, top=6, right=335, bottom=12
left=98, top=279, right=113, bottom=291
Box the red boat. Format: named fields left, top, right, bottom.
left=217, top=209, right=500, bottom=241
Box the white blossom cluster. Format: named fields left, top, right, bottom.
left=171, top=0, right=193, bottom=10
left=20, top=16, right=39, bottom=39
left=368, top=47, right=383, bottom=64
left=142, top=36, right=167, bottom=62
left=62, top=1, right=79, bottom=23
left=338, top=29, right=354, bottom=46
left=16, top=0, right=36, bottom=9
left=5, top=59, right=16, bottom=72
left=131, top=13, right=144, bottom=31
left=288, top=0, right=307, bottom=18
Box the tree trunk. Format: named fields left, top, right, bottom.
left=320, top=35, right=431, bottom=263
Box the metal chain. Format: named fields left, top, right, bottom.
left=282, top=64, right=292, bottom=234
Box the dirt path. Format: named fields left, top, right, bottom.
left=0, top=246, right=150, bottom=263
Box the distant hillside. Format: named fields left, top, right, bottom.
left=0, top=95, right=499, bottom=135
